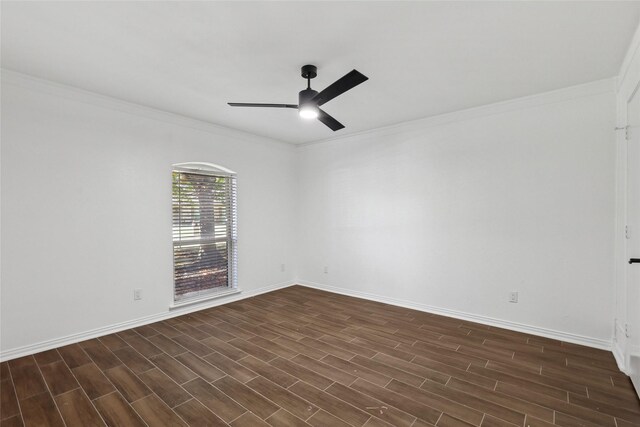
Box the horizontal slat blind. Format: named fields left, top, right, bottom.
left=172, top=170, right=237, bottom=301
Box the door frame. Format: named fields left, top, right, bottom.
left=623, top=80, right=640, bottom=395
left=614, top=76, right=640, bottom=377
left=612, top=21, right=640, bottom=400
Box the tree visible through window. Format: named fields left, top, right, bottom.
left=172, top=166, right=237, bottom=301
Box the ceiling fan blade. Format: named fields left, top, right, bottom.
left=317, top=109, right=345, bottom=131
left=228, top=103, right=298, bottom=108
left=312, top=70, right=368, bottom=106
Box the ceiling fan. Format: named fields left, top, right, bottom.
left=228, top=65, right=368, bottom=131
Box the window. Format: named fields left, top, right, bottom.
left=172, top=163, right=237, bottom=302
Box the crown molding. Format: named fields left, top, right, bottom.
left=299, top=77, right=616, bottom=148
left=1, top=69, right=294, bottom=149
left=618, top=20, right=640, bottom=93
left=2, top=69, right=616, bottom=148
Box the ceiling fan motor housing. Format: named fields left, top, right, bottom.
left=299, top=65, right=319, bottom=110
left=298, top=88, right=318, bottom=109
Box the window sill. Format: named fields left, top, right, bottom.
left=169, top=288, right=242, bottom=310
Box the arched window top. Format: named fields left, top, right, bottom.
left=173, top=162, right=236, bottom=177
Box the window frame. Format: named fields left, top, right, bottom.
left=171, top=162, right=238, bottom=307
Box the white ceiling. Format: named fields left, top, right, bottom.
left=2, top=2, right=639, bottom=144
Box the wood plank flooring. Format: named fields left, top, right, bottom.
left=1, top=285, right=639, bottom=426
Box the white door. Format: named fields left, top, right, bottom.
left=627, top=84, right=640, bottom=394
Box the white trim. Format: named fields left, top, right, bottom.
left=173, top=162, right=237, bottom=177
left=170, top=288, right=242, bottom=309
left=2, top=69, right=615, bottom=148
left=613, top=340, right=627, bottom=374
left=612, top=319, right=628, bottom=373
left=297, top=281, right=612, bottom=351
left=613, top=20, right=640, bottom=382
left=618, top=20, right=640, bottom=93
left=0, top=280, right=294, bottom=362
left=1, top=279, right=617, bottom=361
left=299, top=78, right=616, bottom=147
left=0, top=69, right=290, bottom=148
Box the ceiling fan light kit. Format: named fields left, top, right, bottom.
left=228, top=64, right=368, bottom=131
left=298, top=67, right=320, bottom=119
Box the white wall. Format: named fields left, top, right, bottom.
left=0, top=72, right=298, bottom=356
left=297, top=81, right=617, bottom=346
left=0, top=70, right=620, bottom=358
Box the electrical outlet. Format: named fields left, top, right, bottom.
left=134, top=289, right=142, bottom=301
left=508, top=291, right=518, bottom=303
left=626, top=323, right=631, bottom=338
left=323, top=266, right=328, bottom=274
left=281, top=263, right=285, bottom=272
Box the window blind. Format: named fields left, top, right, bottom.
left=172, top=169, right=237, bottom=301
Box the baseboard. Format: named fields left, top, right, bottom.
left=298, top=281, right=612, bottom=351
left=613, top=321, right=628, bottom=373
left=613, top=339, right=628, bottom=374
left=2, top=279, right=614, bottom=361
left=0, top=280, right=296, bottom=362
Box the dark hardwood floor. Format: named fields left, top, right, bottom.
left=1, top=285, right=639, bottom=426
